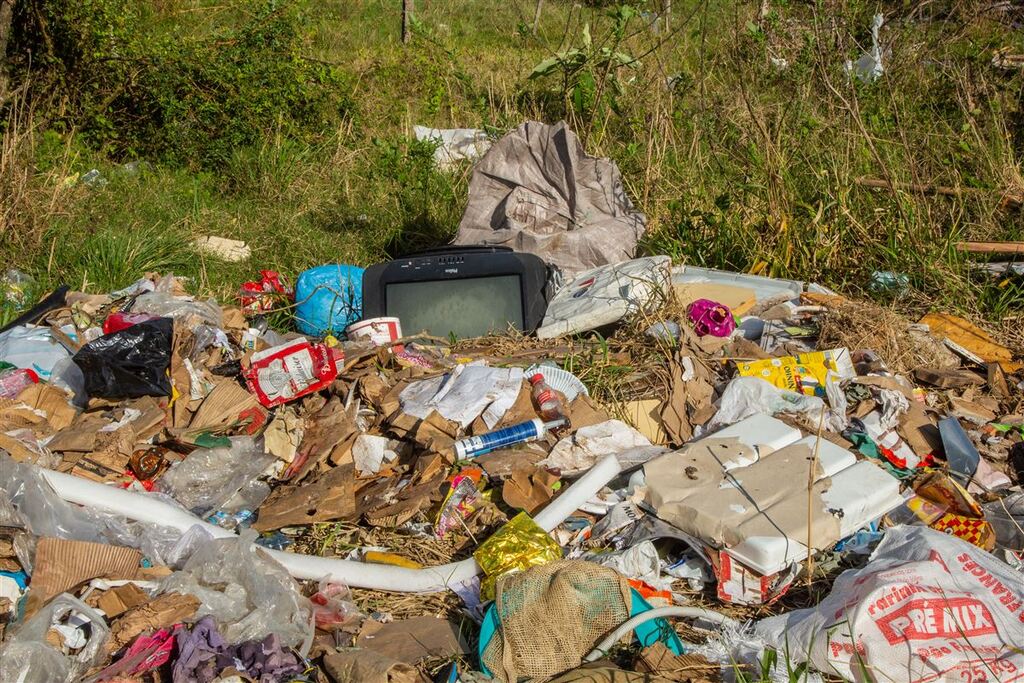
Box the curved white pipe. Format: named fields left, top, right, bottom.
left=584, top=606, right=737, bottom=662
left=42, top=454, right=622, bottom=593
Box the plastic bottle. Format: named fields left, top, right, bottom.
left=0, top=367, right=39, bottom=398
left=529, top=373, right=567, bottom=422
left=454, top=418, right=567, bottom=459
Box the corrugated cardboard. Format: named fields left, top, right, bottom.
left=30, top=538, right=141, bottom=606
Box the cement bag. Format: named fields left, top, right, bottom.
left=756, top=525, right=1024, bottom=682
left=455, top=121, right=646, bottom=278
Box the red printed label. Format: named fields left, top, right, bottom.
left=875, top=597, right=997, bottom=644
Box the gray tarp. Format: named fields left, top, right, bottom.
left=454, top=121, right=647, bottom=277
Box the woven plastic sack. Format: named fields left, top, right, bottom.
left=482, top=560, right=632, bottom=682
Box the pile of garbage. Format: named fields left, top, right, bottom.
left=0, top=122, right=1021, bottom=683
left=0, top=260, right=1019, bottom=683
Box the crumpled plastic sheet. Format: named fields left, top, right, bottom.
left=0, top=593, right=110, bottom=683
left=0, top=454, right=206, bottom=570
left=586, top=540, right=671, bottom=591
left=172, top=616, right=305, bottom=683
left=710, top=377, right=845, bottom=432
left=133, top=291, right=223, bottom=328
left=159, top=530, right=313, bottom=650
left=687, top=620, right=824, bottom=683
left=539, top=419, right=663, bottom=477
left=156, top=437, right=274, bottom=516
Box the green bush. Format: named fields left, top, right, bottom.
left=11, top=0, right=351, bottom=168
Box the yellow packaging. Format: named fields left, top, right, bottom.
left=736, top=348, right=854, bottom=397
left=473, top=512, right=562, bottom=600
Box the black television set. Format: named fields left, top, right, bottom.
left=361, top=246, right=549, bottom=339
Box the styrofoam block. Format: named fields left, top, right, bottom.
left=792, top=435, right=858, bottom=479
left=712, top=414, right=802, bottom=468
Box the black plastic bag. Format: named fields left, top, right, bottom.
left=72, top=317, right=173, bottom=399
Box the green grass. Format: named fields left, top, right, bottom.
left=3, top=0, right=1023, bottom=337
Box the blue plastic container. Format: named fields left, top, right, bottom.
left=294, top=265, right=364, bottom=337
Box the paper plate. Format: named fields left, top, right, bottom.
left=525, top=365, right=589, bottom=402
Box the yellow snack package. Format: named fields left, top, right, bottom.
left=736, top=348, right=855, bottom=397
left=473, top=512, right=562, bottom=600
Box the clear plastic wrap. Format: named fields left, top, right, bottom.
left=159, top=529, right=313, bottom=650
left=156, top=437, right=274, bottom=516
left=0, top=593, right=110, bottom=683
left=132, top=291, right=223, bottom=327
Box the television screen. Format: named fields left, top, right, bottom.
left=386, top=274, right=523, bottom=339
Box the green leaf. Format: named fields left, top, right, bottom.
left=529, top=57, right=561, bottom=79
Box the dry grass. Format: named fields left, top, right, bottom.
left=816, top=297, right=965, bottom=375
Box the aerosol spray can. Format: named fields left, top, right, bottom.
left=453, top=418, right=567, bottom=459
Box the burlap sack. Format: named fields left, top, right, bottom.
left=481, top=560, right=632, bottom=682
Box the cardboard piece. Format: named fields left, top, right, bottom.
left=355, top=616, right=469, bottom=664
left=502, top=465, right=560, bottom=514
left=634, top=642, right=716, bottom=682
left=920, top=313, right=1022, bottom=373
left=949, top=396, right=997, bottom=425
left=96, top=583, right=150, bottom=618
left=674, top=282, right=757, bottom=316
left=896, top=402, right=942, bottom=458
left=987, top=363, right=1011, bottom=398
left=565, top=394, right=612, bottom=430
left=550, top=665, right=676, bottom=683
left=30, top=538, right=141, bottom=606
left=476, top=446, right=547, bottom=479
left=286, top=398, right=356, bottom=481
left=659, top=353, right=713, bottom=446
left=264, top=406, right=304, bottom=462
left=188, top=380, right=262, bottom=434
left=44, top=415, right=111, bottom=452
left=620, top=399, right=667, bottom=444
left=106, top=592, right=200, bottom=652
left=913, top=367, right=985, bottom=390
left=14, top=384, right=77, bottom=431
left=323, top=649, right=426, bottom=683
left=0, top=432, right=49, bottom=464
left=254, top=463, right=357, bottom=531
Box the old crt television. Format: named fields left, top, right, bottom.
left=361, top=246, right=549, bottom=339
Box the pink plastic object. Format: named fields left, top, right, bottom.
left=686, top=299, right=736, bottom=338
left=0, top=367, right=39, bottom=398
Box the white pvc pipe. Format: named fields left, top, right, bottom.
left=42, top=455, right=622, bottom=593
left=584, top=606, right=737, bottom=662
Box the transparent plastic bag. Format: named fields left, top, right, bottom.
left=1, top=453, right=107, bottom=543
left=0, top=593, right=110, bottom=683
left=156, top=437, right=274, bottom=515
left=710, top=376, right=844, bottom=432
left=310, top=579, right=364, bottom=631
left=132, top=291, right=222, bottom=327
left=159, top=529, right=312, bottom=649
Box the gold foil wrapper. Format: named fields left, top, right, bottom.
left=473, top=512, right=562, bottom=600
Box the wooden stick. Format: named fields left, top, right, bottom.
left=956, top=241, right=1024, bottom=255
left=806, top=409, right=825, bottom=588
left=401, top=0, right=413, bottom=44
